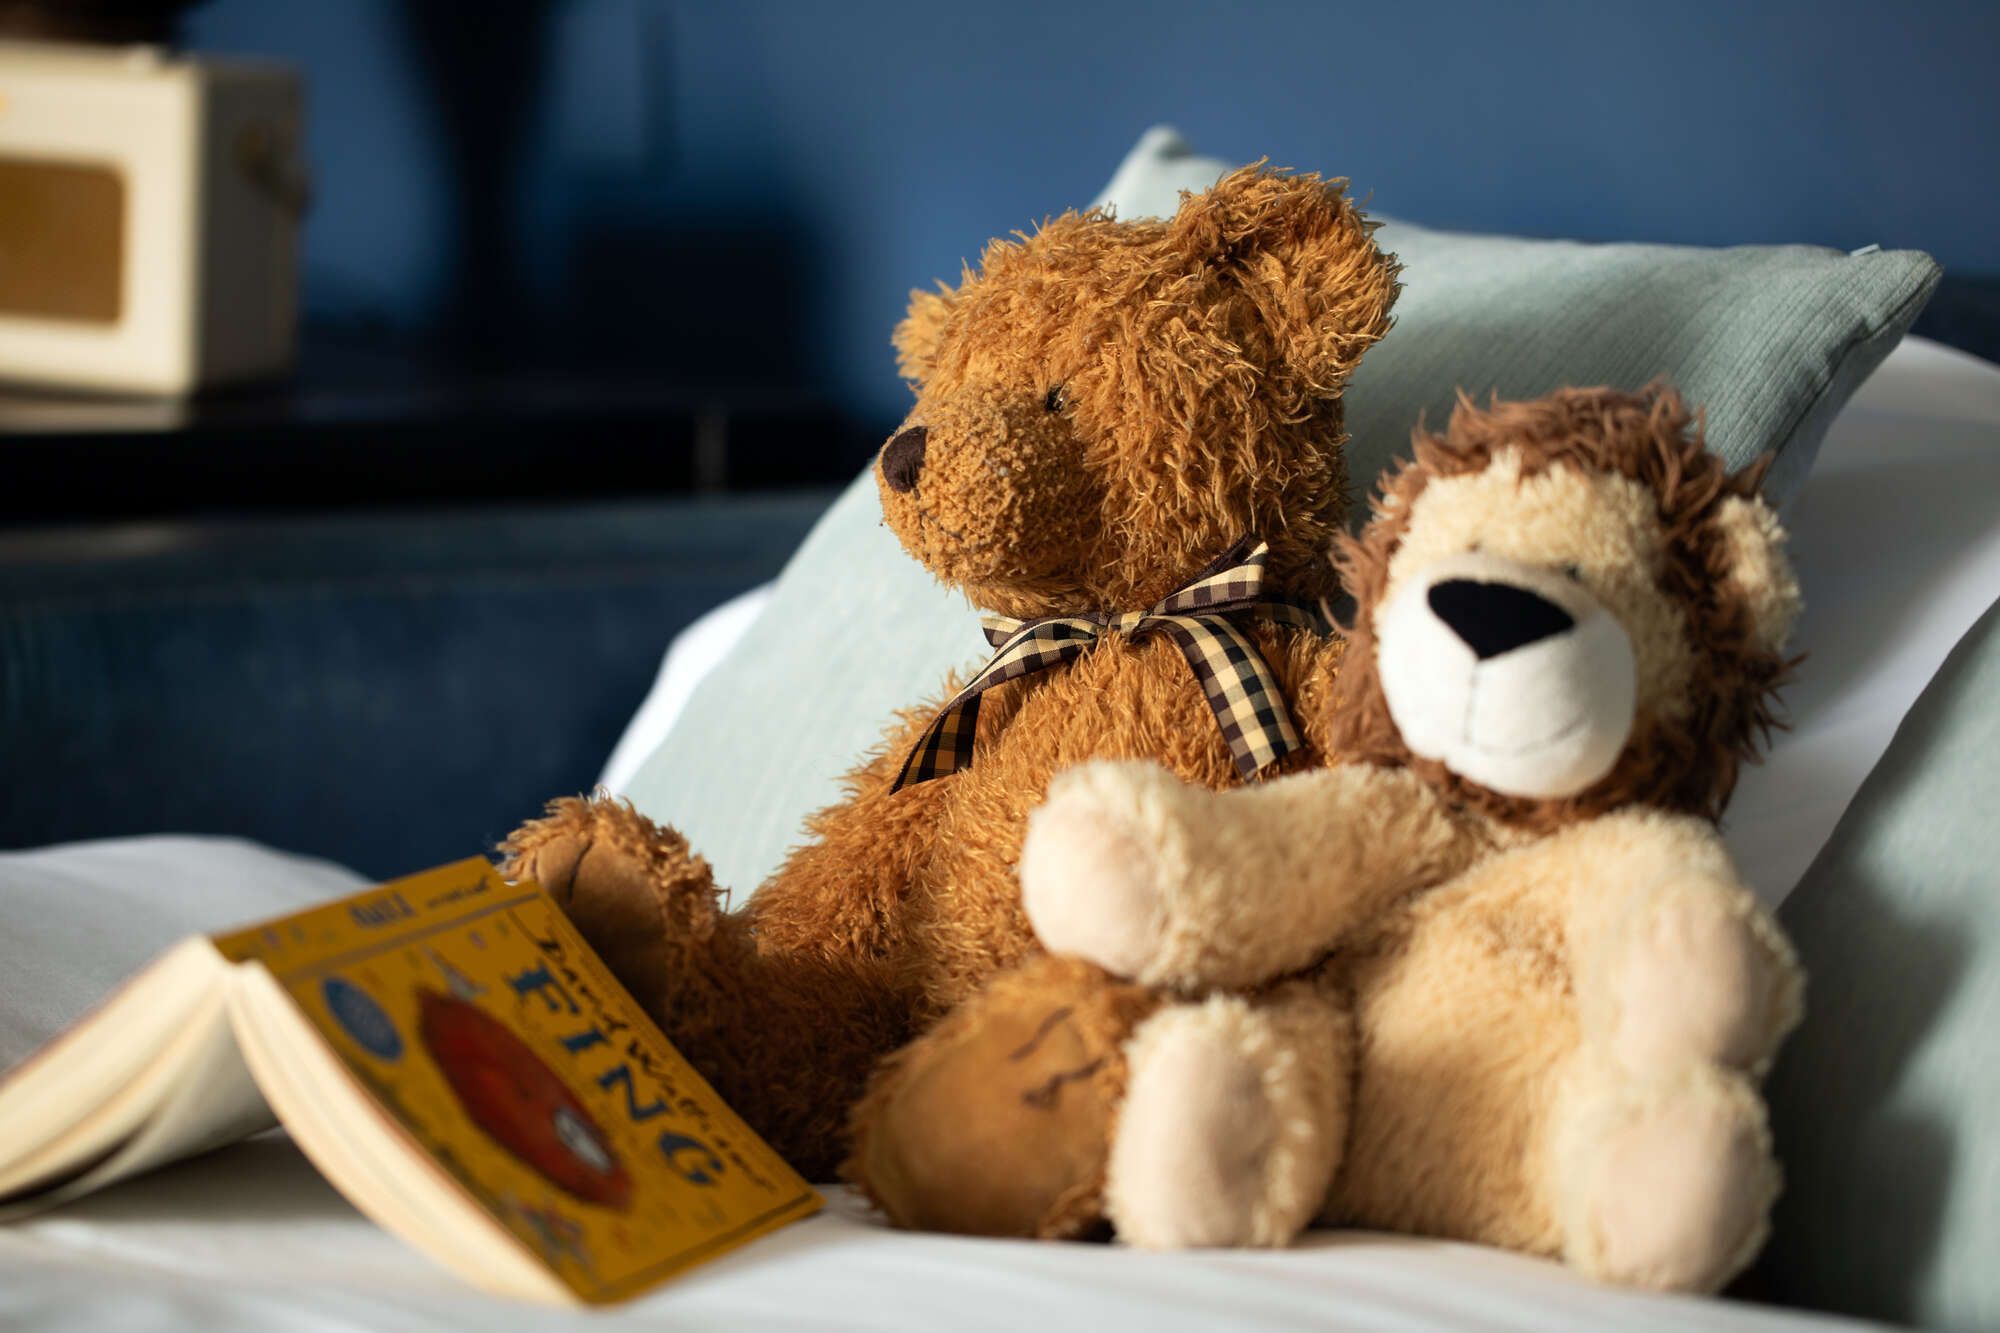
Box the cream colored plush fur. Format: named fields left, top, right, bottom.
left=1022, top=387, right=1806, bottom=1292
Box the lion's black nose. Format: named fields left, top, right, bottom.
left=1428, top=579, right=1575, bottom=660
left=881, top=426, right=927, bottom=493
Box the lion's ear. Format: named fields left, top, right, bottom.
left=1714, top=492, right=1801, bottom=657
left=892, top=282, right=958, bottom=385
left=1164, top=165, right=1399, bottom=394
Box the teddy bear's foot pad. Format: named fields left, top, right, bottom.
left=847, top=958, right=1156, bottom=1239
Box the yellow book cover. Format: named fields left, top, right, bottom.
left=211, top=857, right=821, bottom=1304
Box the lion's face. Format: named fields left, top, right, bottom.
left=1376, top=455, right=1686, bottom=799
left=1331, top=386, right=1800, bottom=827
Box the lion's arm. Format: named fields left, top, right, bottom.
left=1022, top=760, right=1478, bottom=990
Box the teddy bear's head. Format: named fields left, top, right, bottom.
left=876, top=166, right=1398, bottom=621
left=1327, top=385, right=1800, bottom=829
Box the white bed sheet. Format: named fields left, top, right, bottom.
left=0, top=1138, right=1881, bottom=1332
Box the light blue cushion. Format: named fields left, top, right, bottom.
left=624, top=475, right=976, bottom=892
left=1761, top=595, right=2000, bottom=1331
left=1348, top=220, right=1938, bottom=505
left=624, top=131, right=1939, bottom=895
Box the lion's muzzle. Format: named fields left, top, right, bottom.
left=1375, top=553, right=1637, bottom=800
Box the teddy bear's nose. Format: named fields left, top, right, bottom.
left=881, top=426, right=928, bottom=493
left=1428, top=579, right=1575, bottom=660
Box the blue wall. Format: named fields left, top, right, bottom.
left=188, top=0, right=1998, bottom=429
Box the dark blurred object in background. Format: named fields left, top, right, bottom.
left=0, top=0, right=203, bottom=44
left=397, top=0, right=552, bottom=372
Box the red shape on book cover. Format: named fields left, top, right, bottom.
left=416, top=987, right=634, bottom=1211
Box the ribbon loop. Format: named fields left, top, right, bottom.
left=891, top=539, right=1328, bottom=791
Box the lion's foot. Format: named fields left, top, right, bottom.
left=1554, top=1064, right=1778, bottom=1292
left=1107, top=990, right=1346, bottom=1249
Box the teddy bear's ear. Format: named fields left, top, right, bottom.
left=892, top=282, right=959, bottom=385
left=1713, top=488, right=1802, bottom=659
left=1164, top=164, right=1400, bottom=394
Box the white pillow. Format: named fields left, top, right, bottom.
left=599, top=585, right=776, bottom=792
left=0, top=837, right=367, bottom=1072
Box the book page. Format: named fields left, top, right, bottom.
left=3, top=988, right=275, bottom=1212
left=212, top=859, right=820, bottom=1304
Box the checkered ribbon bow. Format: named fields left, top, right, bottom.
left=892, top=537, right=1328, bottom=792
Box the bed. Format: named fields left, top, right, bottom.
left=3, top=332, right=1996, bottom=1331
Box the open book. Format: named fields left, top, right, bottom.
left=0, top=858, right=819, bottom=1305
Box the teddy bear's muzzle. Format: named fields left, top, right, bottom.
left=880, top=425, right=928, bottom=493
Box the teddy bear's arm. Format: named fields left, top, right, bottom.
left=1021, top=759, right=1479, bottom=990
left=1556, top=811, right=1804, bottom=1076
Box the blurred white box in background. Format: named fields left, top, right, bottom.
left=0, top=40, right=304, bottom=395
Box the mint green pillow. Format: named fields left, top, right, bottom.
left=1350, top=220, right=1937, bottom=505
left=1760, top=596, right=2000, bottom=1331
left=624, top=133, right=1939, bottom=895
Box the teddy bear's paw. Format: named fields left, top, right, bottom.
left=499, top=794, right=721, bottom=985
left=1106, top=996, right=1335, bottom=1249
left=1021, top=761, right=1193, bottom=982
left=1606, top=878, right=1802, bottom=1075
left=1557, top=1065, right=1778, bottom=1293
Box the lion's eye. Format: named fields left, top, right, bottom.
left=1044, top=384, right=1067, bottom=413
left=1561, top=563, right=1584, bottom=582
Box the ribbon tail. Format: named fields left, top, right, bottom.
left=892, top=690, right=985, bottom=792
left=1161, top=615, right=1306, bottom=781
left=892, top=617, right=1102, bottom=791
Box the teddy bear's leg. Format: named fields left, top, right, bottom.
left=1547, top=1056, right=1780, bottom=1293
left=502, top=795, right=910, bottom=1179
left=1565, top=821, right=1803, bottom=1075
left=845, top=956, right=1161, bottom=1238
left=1107, top=979, right=1350, bottom=1249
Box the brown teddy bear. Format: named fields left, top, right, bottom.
left=500, top=166, right=1399, bottom=1182
left=852, top=385, right=1806, bottom=1293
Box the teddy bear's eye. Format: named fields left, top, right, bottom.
left=1044, top=384, right=1067, bottom=413
left=1561, top=563, right=1584, bottom=582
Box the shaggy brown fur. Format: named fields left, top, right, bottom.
left=1327, top=384, right=1792, bottom=831
left=882, top=163, right=1398, bottom=618
left=501, top=166, right=1396, bottom=1180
